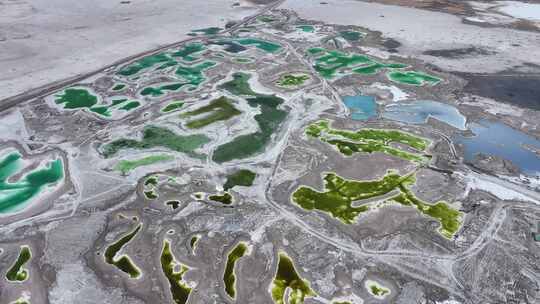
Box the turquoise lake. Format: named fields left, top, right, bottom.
left=382, top=100, right=467, bottom=130
left=342, top=95, right=377, bottom=121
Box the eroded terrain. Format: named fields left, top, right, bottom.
left=1, top=1, right=540, bottom=304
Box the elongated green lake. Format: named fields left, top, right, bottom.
left=161, top=239, right=192, bottom=304
left=104, top=224, right=142, bottom=279
left=114, top=154, right=174, bottom=175
left=306, top=120, right=429, bottom=163
left=102, top=126, right=210, bottom=159
left=6, top=245, right=31, bottom=282
left=0, top=152, right=64, bottom=214
left=223, top=242, right=248, bottom=299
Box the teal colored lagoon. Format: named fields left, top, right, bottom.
left=0, top=152, right=64, bottom=213
left=382, top=100, right=467, bottom=130
left=455, top=120, right=540, bottom=176
left=343, top=95, right=377, bottom=121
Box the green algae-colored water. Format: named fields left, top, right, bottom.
left=175, top=61, right=216, bottom=85
left=181, top=96, right=241, bottom=129
left=114, top=155, right=174, bottom=175
left=271, top=252, right=314, bottom=304
left=55, top=88, right=140, bottom=117
left=307, top=48, right=440, bottom=86
left=365, top=280, right=390, bottom=299
left=387, top=71, right=441, bottom=86
left=144, top=176, right=159, bottom=187
left=223, top=169, right=256, bottom=191
left=389, top=185, right=462, bottom=238
left=306, top=120, right=429, bottom=163
left=161, top=239, right=192, bottom=304
left=118, top=52, right=175, bottom=76
left=190, top=27, right=222, bottom=36
left=0, top=152, right=64, bottom=214
left=161, top=101, right=185, bottom=113
left=102, top=125, right=210, bottom=159
left=292, top=171, right=462, bottom=238
left=119, top=101, right=141, bottom=111
left=218, top=72, right=257, bottom=96
left=309, top=49, right=374, bottom=78
left=235, top=38, right=282, bottom=53
left=339, top=30, right=363, bottom=42
left=140, top=83, right=189, bottom=97
left=111, top=83, right=127, bottom=91
left=140, top=61, right=216, bottom=97
left=292, top=171, right=414, bottom=224
left=276, top=74, right=310, bottom=87
left=209, top=192, right=233, bottom=205
left=223, top=242, right=248, bottom=299
left=55, top=88, right=98, bottom=109
left=118, top=43, right=206, bottom=78
left=6, top=245, right=31, bottom=282
left=165, top=200, right=180, bottom=210
left=213, top=73, right=287, bottom=163
left=144, top=189, right=158, bottom=200
left=104, top=224, right=142, bottom=279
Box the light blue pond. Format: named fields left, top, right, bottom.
left=342, top=95, right=377, bottom=120
left=455, top=120, right=540, bottom=176
left=382, top=100, right=467, bottom=130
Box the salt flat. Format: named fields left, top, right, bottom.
left=283, top=0, right=540, bottom=73
left=0, top=0, right=256, bottom=101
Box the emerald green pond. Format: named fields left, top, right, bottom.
left=55, top=88, right=141, bottom=117
left=297, top=25, right=315, bottom=33
left=118, top=52, right=175, bottom=77
left=223, top=169, right=256, bottom=191
left=213, top=73, right=287, bottom=163
left=308, top=48, right=441, bottom=86
left=0, top=152, right=64, bottom=214
left=102, top=125, right=210, bottom=159
left=55, top=88, right=97, bottom=109
left=140, top=61, right=216, bottom=97
left=387, top=71, right=441, bottom=86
